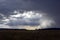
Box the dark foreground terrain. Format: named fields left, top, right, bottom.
left=0, top=29, right=60, bottom=40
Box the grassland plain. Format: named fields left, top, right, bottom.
left=0, top=29, right=60, bottom=40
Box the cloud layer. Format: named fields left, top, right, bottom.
left=0, top=0, right=59, bottom=28
left=0, top=11, right=55, bottom=30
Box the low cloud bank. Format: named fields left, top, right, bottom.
left=0, top=11, right=55, bottom=30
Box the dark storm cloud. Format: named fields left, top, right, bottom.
left=7, top=20, right=39, bottom=26
left=0, top=0, right=36, bottom=15
left=0, top=10, right=55, bottom=29
left=4, top=11, right=41, bottom=27
left=0, top=0, right=60, bottom=28
left=0, top=0, right=60, bottom=13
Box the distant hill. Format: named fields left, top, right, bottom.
left=0, top=28, right=60, bottom=30
left=41, top=28, right=60, bottom=30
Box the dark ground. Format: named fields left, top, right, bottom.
left=0, top=29, right=60, bottom=40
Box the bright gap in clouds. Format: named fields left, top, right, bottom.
left=0, top=11, right=55, bottom=30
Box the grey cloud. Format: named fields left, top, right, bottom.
left=0, top=0, right=60, bottom=28
left=1, top=11, right=54, bottom=29
left=0, top=0, right=34, bottom=13
left=0, top=10, right=55, bottom=30
left=7, top=20, right=39, bottom=26
left=6, top=11, right=41, bottom=26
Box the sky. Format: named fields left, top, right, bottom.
left=0, top=0, right=60, bottom=30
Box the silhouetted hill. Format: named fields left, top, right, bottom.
left=41, top=28, right=60, bottom=30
